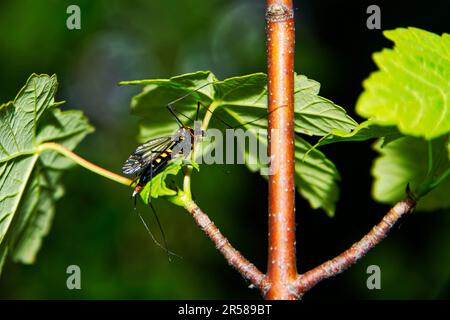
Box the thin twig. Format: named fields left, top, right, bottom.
left=265, top=0, right=297, bottom=299
left=293, top=197, right=416, bottom=296
left=181, top=197, right=269, bottom=292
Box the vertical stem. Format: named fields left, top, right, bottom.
left=265, top=0, right=297, bottom=299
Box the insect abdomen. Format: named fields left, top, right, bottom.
left=133, top=152, right=172, bottom=196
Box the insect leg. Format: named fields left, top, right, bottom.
left=135, top=206, right=179, bottom=260
left=149, top=202, right=181, bottom=262
left=195, top=101, right=200, bottom=122
left=197, top=101, right=232, bottom=129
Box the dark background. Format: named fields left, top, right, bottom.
left=0, top=0, right=449, bottom=299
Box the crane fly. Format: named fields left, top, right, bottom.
left=122, top=81, right=271, bottom=198
left=122, top=103, right=204, bottom=202
left=121, top=83, right=213, bottom=260
left=122, top=81, right=216, bottom=202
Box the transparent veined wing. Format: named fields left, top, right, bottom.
left=122, top=136, right=173, bottom=175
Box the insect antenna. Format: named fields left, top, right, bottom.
left=199, top=102, right=287, bottom=130
left=165, top=81, right=286, bottom=131
left=165, top=82, right=215, bottom=128
left=167, top=82, right=214, bottom=107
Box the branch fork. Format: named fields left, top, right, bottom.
left=39, top=0, right=419, bottom=300
left=179, top=194, right=416, bottom=299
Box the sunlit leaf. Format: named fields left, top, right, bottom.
left=372, top=136, right=450, bottom=211
left=294, top=75, right=357, bottom=136
left=294, top=138, right=340, bottom=217
left=357, top=28, right=450, bottom=139
left=315, top=120, right=402, bottom=147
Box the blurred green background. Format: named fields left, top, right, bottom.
left=0, top=0, right=449, bottom=299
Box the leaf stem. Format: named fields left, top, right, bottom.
left=418, top=139, right=449, bottom=197
left=37, top=142, right=133, bottom=187
left=201, top=101, right=220, bottom=131
left=428, top=166, right=450, bottom=192
left=182, top=101, right=218, bottom=199
left=426, top=140, right=433, bottom=177
left=182, top=166, right=193, bottom=199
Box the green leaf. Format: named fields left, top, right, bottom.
left=357, top=28, right=450, bottom=139
left=139, top=160, right=182, bottom=202
left=122, top=71, right=216, bottom=139
left=0, top=74, right=93, bottom=273
left=212, top=73, right=357, bottom=136
left=372, top=136, right=450, bottom=211
left=138, top=158, right=199, bottom=204
left=210, top=73, right=269, bottom=134
left=294, top=75, right=357, bottom=136
left=294, top=138, right=340, bottom=217
left=315, top=120, right=402, bottom=147
left=123, top=71, right=355, bottom=215
left=214, top=73, right=267, bottom=106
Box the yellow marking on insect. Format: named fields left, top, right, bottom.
left=166, top=148, right=172, bottom=153
left=160, top=152, right=168, bottom=158
left=155, top=158, right=162, bottom=163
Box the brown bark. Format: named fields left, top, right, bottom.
left=265, top=0, right=297, bottom=300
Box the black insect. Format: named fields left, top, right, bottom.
left=123, top=109, right=201, bottom=202
left=122, top=85, right=211, bottom=260
left=122, top=84, right=210, bottom=202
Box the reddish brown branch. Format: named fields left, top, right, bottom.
left=182, top=193, right=416, bottom=299
left=182, top=198, right=269, bottom=292
left=265, top=0, right=297, bottom=299
left=293, top=197, right=416, bottom=296
left=179, top=1, right=416, bottom=301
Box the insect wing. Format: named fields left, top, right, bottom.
left=122, top=136, right=173, bottom=175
